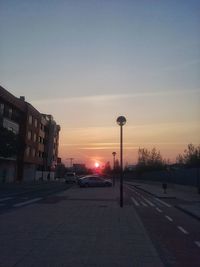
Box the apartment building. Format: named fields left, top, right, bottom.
left=0, top=85, right=60, bottom=182
left=0, top=86, right=26, bottom=182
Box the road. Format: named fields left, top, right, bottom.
left=124, top=183, right=200, bottom=267
left=0, top=181, right=199, bottom=266
left=0, top=182, right=71, bottom=214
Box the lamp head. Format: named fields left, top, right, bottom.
left=116, top=116, right=127, bottom=126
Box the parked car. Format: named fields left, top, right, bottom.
left=64, top=172, right=77, bottom=183
left=78, top=175, right=112, bottom=187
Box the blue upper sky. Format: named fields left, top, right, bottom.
left=0, top=0, right=200, bottom=165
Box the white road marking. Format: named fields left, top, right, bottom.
left=177, top=226, right=189, bottom=235
left=0, top=197, right=13, bottom=202
left=154, top=198, right=171, bottom=208
left=140, top=201, right=148, bottom=207
left=13, top=198, right=42, bottom=208
left=156, top=207, right=163, bottom=213
left=127, top=186, right=155, bottom=206
left=165, top=215, right=173, bottom=222
left=131, top=197, right=139, bottom=206
left=126, top=186, right=141, bottom=195
left=127, top=186, right=136, bottom=193
left=141, top=196, right=155, bottom=206
left=195, top=241, right=200, bottom=248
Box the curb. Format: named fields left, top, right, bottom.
left=126, top=182, right=200, bottom=221
left=175, top=205, right=200, bottom=221
left=127, top=183, right=176, bottom=199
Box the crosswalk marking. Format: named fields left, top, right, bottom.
left=126, top=185, right=171, bottom=208
left=177, top=226, right=189, bottom=235
left=131, top=197, right=171, bottom=208
left=131, top=197, right=139, bottom=206
left=156, top=207, right=163, bottom=213
left=0, top=197, right=13, bottom=202
left=165, top=215, right=173, bottom=222
left=127, top=187, right=137, bottom=193
left=13, top=198, right=42, bottom=208
left=140, top=201, right=148, bottom=207
left=141, top=196, right=155, bottom=206
left=195, top=241, right=200, bottom=248
left=154, top=198, right=171, bottom=208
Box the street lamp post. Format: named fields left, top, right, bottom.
left=116, top=116, right=127, bottom=208
left=112, top=152, right=116, bottom=186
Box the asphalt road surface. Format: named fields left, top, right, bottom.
left=124, top=183, right=200, bottom=267
left=1, top=181, right=199, bottom=266
left=0, top=182, right=72, bottom=214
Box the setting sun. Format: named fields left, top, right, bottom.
left=95, top=162, right=100, bottom=168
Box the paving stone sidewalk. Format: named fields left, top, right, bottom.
left=0, top=185, right=163, bottom=267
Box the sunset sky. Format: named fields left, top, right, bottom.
left=1, top=0, right=200, bottom=168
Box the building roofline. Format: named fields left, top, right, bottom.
left=0, top=85, right=26, bottom=111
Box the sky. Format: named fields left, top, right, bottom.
left=0, top=0, right=200, bottom=168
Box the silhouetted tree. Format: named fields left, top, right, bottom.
left=176, top=144, right=200, bottom=167
left=103, top=161, right=112, bottom=174
left=136, top=147, right=166, bottom=173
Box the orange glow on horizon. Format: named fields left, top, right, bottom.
left=59, top=121, right=200, bottom=168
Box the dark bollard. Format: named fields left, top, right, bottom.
left=162, top=183, right=167, bottom=194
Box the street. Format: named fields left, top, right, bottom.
left=124, top=183, right=200, bottom=267
left=0, top=182, right=71, bottom=215
left=0, top=181, right=199, bottom=266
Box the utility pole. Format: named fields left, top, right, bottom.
left=66, top=158, right=74, bottom=168
left=112, top=152, right=116, bottom=186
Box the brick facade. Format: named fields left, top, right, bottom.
left=0, top=85, right=60, bottom=182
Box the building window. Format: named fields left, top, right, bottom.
left=40, top=124, right=44, bottom=131
left=33, top=133, right=37, bottom=142
left=8, top=108, right=12, bottom=119
left=12, top=109, right=20, bottom=121
left=29, top=115, right=32, bottom=124
left=32, top=148, right=36, bottom=157
left=26, top=146, right=31, bottom=156
left=0, top=103, right=4, bottom=115
left=27, top=130, right=32, bottom=140
left=34, top=119, right=38, bottom=128
left=3, top=118, right=19, bottom=134
left=7, top=126, right=16, bottom=133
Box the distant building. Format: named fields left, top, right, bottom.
left=42, top=114, right=60, bottom=172
left=0, top=85, right=60, bottom=182
left=57, top=157, right=62, bottom=165
left=73, top=163, right=87, bottom=174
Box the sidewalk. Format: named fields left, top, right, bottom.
left=126, top=181, right=200, bottom=220
left=0, top=184, right=163, bottom=267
